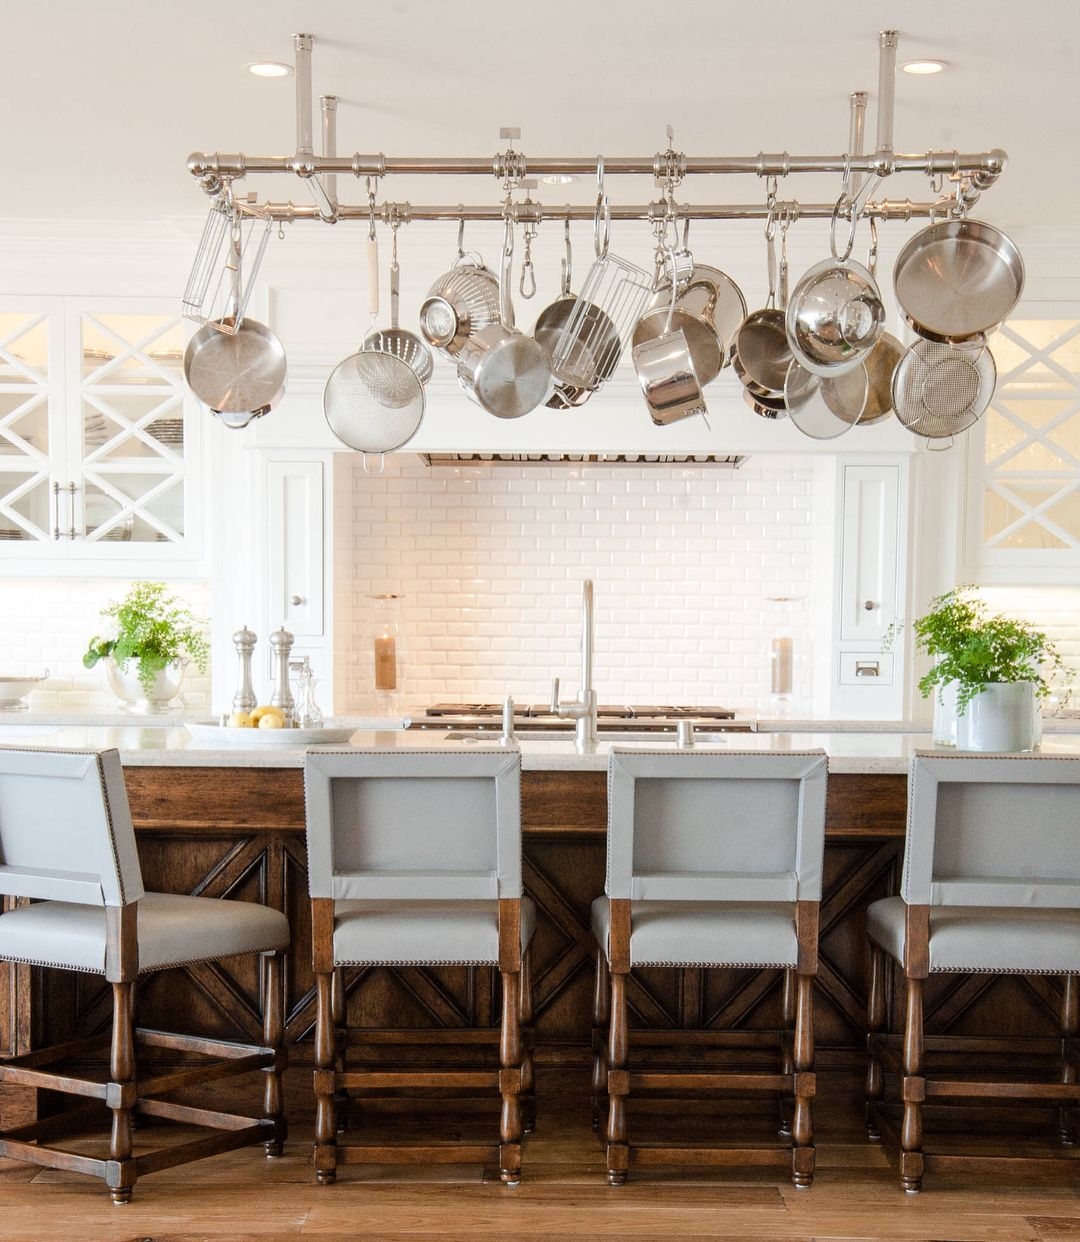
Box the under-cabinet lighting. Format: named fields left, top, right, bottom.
left=901, top=59, right=947, bottom=75
left=541, top=174, right=577, bottom=185
left=245, top=61, right=293, bottom=78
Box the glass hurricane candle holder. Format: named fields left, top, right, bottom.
left=369, top=593, right=404, bottom=711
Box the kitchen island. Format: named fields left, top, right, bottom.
left=3, top=725, right=1078, bottom=1068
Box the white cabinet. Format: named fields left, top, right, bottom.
left=0, top=297, right=204, bottom=574
left=831, top=459, right=907, bottom=718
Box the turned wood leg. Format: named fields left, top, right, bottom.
left=109, top=980, right=137, bottom=1205
left=331, top=967, right=351, bottom=1132
left=313, top=969, right=338, bottom=1184
left=605, top=969, right=629, bottom=1186
left=1061, top=973, right=1078, bottom=1147
left=900, top=975, right=925, bottom=1194
left=865, top=942, right=887, bottom=1142
left=262, top=949, right=287, bottom=1156
left=779, top=967, right=796, bottom=1138
left=499, top=969, right=523, bottom=1185
left=591, top=948, right=610, bottom=1132
left=519, top=948, right=536, bottom=1135
left=791, top=971, right=816, bottom=1189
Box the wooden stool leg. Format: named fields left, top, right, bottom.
left=331, top=967, right=351, bottom=1133
left=591, top=948, right=610, bottom=1132
left=313, top=969, right=338, bottom=1185
left=900, top=975, right=925, bottom=1194
left=791, top=971, right=815, bottom=1189
left=779, top=967, right=796, bottom=1138
left=499, top=968, right=523, bottom=1185
left=605, top=969, right=629, bottom=1186
left=865, top=942, right=887, bottom=1141
left=519, top=948, right=536, bottom=1135
left=1061, top=973, right=1078, bottom=1147
left=262, top=949, right=287, bottom=1156
left=108, top=979, right=137, bottom=1205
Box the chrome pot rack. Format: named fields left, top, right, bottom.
left=186, top=31, right=1008, bottom=229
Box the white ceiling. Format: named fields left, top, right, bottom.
left=2, top=0, right=1077, bottom=233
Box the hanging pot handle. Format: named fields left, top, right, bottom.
left=499, top=216, right=514, bottom=328
left=226, top=212, right=243, bottom=324
left=362, top=452, right=386, bottom=476
left=779, top=210, right=791, bottom=309
left=867, top=215, right=879, bottom=277
left=765, top=219, right=778, bottom=310
left=561, top=217, right=572, bottom=296
left=389, top=220, right=400, bottom=330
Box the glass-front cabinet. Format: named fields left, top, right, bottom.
left=0, top=296, right=202, bottom=570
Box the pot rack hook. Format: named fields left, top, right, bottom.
left=366, top=177, right=378, bottom=242
left=829, top=192, right=857, bottom=263
left=456, top=212, right=466, bottom=259
left=561, top=216, right=572, bottom=295
left=867, top=215, right=879, bottom=274
left=594, top=156, right=610, bottom=259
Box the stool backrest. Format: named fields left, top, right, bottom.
left=304, top=747, right=522, bottom=901
left=903, top=752, right=1080, bottom=909
left=0, top=747, right=143, bottom=907
left=606, top=750, right=828, bottom=903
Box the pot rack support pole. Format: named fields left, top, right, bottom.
left=321, top=95, right=338, bottom=209
left=848, top=90, right=868, bottom=199
left=293, top=32, right=337, bottom=222
left=876, top=30, right=900, bottom=168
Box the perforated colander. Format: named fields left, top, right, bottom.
left=891, top=338, right=996, bottom=440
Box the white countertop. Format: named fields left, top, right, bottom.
left=2, top=720, right=1080, bottom=774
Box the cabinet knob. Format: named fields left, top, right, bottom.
left=863, top=600, right=877, bottom=611
left=290, top=595, right=305, bottom=606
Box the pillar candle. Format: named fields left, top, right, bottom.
left=374, top=634, right=397, bottom=691
left=771, top=636, right=793, bottom=695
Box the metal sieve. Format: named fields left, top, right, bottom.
left=891, top=338, right=996, bottom=440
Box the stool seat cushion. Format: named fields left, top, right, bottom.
left=333, top=897, right=537, bottom=966
left=0, top=892, right=290, bottom=975
left=591, top=895, right=798, bottom=968
left=867, top=895, right=1080, bottom=974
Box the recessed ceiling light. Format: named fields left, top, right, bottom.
left=901, top=59, right=947, bottom=75
left=245, top=61, right=293, bottom=78
left=541, top=174, right=577, bottom=186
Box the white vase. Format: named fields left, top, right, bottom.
left=955, top=681, right=1037, bottom=752
left=105, top=657, right=187, bottom=714
left=931, top=680, right=959, bottom=746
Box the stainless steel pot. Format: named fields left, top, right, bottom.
left=640, top=264, right=746, bottom=373
left=456, top=226, right=553, bottom=419
left=785, top=257, right=885, bottom=376
left=893, top=218, right=1025, bottom=342
left=631, top=260, right=708, bottom=427
left=632, top=280, right=724, bottom=387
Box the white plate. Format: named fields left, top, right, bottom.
left=185, top=720, right=357, bottom=746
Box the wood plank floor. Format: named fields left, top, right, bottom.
left=1, top=1065, right=1078, bottom=1241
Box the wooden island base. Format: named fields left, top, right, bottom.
left=3, top=766, right=1063, bottom=1077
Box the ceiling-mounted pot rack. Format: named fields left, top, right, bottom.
left=187, top=30, right=1007, bottom=227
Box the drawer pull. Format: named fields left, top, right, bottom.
left=855, top=661, right=880, bottom=678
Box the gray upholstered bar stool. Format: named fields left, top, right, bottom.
left=304, top=746, right=535, bottom=1185
left=591, top=748, right=828, bottom=1188
left=0, top=746, right=289, bottom=1204
left=866, top=751, right=1080, bottom=1193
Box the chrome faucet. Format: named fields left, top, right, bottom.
left=550, top=579, right=598, bottom=746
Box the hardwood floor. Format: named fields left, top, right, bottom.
left=1, top=1065, right=1078, bottom=1241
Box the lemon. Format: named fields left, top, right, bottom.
left=251, top=704, right=286, bottom=725
left=228, top=711, right=254, bottom=728
left=257, top=713, right=284, bottom=729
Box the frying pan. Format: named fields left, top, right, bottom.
left=893, top=218, right=1025, bottom=343
left=731, top=223, right=793, bottom=395
left=183, top=216, right=287, bottom=428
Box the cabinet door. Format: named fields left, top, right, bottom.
left=0, top=300, right=65, bottom=545
left=266, top=459, right=324, bottom=639
left=839, top=463, right=899, bottom=644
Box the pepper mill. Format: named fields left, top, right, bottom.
left=269, top=626, right=295, bottom=722
left=232, top=624, right=258, bottom=715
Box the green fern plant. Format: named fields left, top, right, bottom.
left=83, top=582, right=209, bottom=693
left=905, top=586, right=1071, bottom=715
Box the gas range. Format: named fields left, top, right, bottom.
left=411, top=703, right=747, bottom=734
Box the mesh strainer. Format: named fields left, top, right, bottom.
left=323, top=228, right=425, bottom=457
left=891, top=338, right=996, bottom=440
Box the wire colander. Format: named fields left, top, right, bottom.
left=891, top=338, right=996, bottom=440
left=323, top=350, right=423, bottom=453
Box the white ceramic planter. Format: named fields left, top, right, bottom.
left=955, top=681, right=1038, bottom=752
left=931, top=680, right=960, bottom=746
left=105, top=658, right=187, bottom=714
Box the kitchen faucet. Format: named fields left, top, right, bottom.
left=550, top=579, right=598, bottom=746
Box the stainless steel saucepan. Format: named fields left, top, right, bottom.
left=631, top=251, right=708, bottom=427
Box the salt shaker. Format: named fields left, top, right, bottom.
left=232, top=624, right=258, bottom=715
left=269, top=627, right=295, bottom=722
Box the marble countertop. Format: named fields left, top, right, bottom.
left=2, top=718, right=1080, bottom=774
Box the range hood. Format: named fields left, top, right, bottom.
left=420, top=453, right=747, bottom=468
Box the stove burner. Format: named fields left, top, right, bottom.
left=424, top=702, right=735, bottom=720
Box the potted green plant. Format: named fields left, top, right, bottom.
left=83, top=581, right=209, bottom=713
left=905, top=586, right=1071, bottom=750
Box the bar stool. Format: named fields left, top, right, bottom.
left=303, top=746, right=535, bottom=1185
left=591, top=748, right=828, bottom=1187
left=866, top=751, right=1080, bottom=1193
left=0, top=746, right=289, bottom=1203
